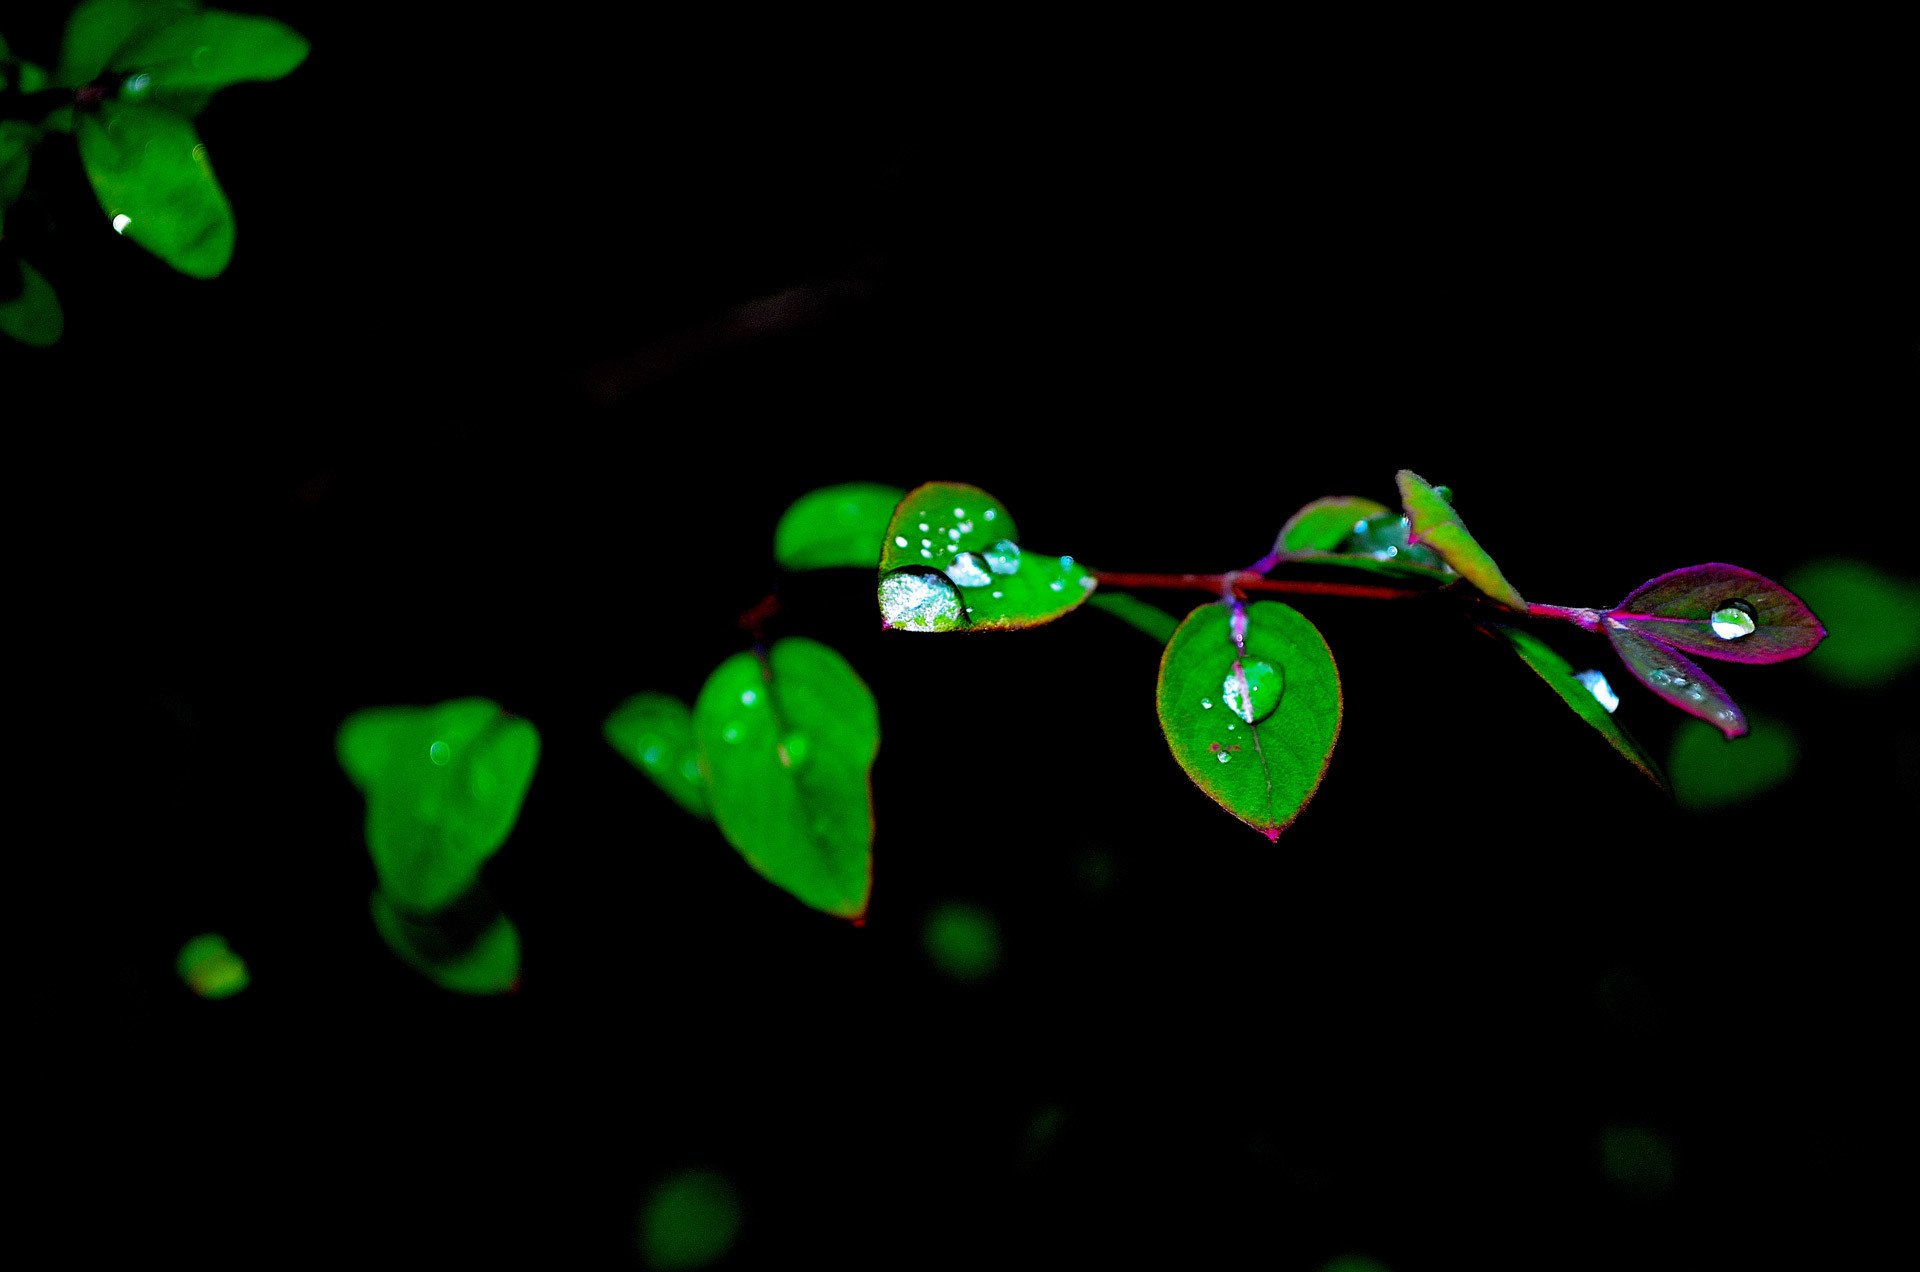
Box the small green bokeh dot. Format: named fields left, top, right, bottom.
left=1318, top=1256, right=1393, bottom=1272
left=175, top=933, right=250, bottom=1000
left=638, top=1168, right=742, bottom=1270
left=923, top=900, right=1002, bottom=982
left=1600, top=1125, right=1676, bottom=1196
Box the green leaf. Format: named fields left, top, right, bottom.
left=693, top=638, right=879, bottom=919
left=604, top=692, right=711, bottom=821
left=336, top=698, right=541, bottom=914
left=638, top=1169, right=742, bottom=1271
left=1485, top=622, right=1667, bottom=790
left=54, top=0, right=198, bottom=88
left=175, top=932, right=250, bottom=999
left=877, top=481, right=1096, bottom=632
left=0, top=259, right=64, bottom=347
left=1156, top=600, right=1342, bottom=841
left=1782, top=557, right=1920, bottom=688
left=0, top=120, right=34, bottom=212
left=1396, top=469, right=1525, bottom=610
left=1667, top=713, right=1800, bottom=811
left=1087, top=591, right=1180, bottom=644
left=922, top=900, right=1002, bottom=982
left=772, top=481, right=906, bottom=570
left=370, top=888, right=521, bottom=996
left=1273, top=495, right=1393, bottom=554
left=116, top=9, right=310, bottom=90
left=77, top=100, right=234, bottom=278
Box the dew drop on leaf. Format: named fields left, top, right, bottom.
left=1710, top=600, right=1758, bottom=640
left=948, top=552, right=993, bottom=588
left=985, top=541, right=1021, bottom=575
left=1222, top=659, right=1284, bottom=724
left=879, top=568, right=965, bottom=631
left=1574, top=670, right=1619, bottom=713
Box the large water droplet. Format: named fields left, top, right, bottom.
left=880, top=569, right=966, bottom=631
left=985, top=541, right=1021, bottom=575
left=947, top=552, right=993, bottom=588
left=1710, top=600, right=1758, bottom=640
left=1221, top=659, right=1284, bottom=724
left=1575, top=669, right=1619, bottom=713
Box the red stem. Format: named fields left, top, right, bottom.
left=1090, top=571, right=1422, bottom=601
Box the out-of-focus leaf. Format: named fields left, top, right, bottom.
left=76, top=100, right=233, bottom=277
left=336, top=698, right=541, bottom=914
left=1782, top=557, right=1920, bottom=688
left=1087, top=591, right=1179, bottom=644
left=0, top=259, right=63, bottom=347
left=923, top=900, right=1002, bottom=982
left=638, top=1169, right=742, bottom=1271
left=54, top=0, right=197, bottom=88
left=1274, top=495, right=1393, bottom=554
left=370, top=888, right=521, bottom=996
left=1667, top=713, right=1799, bottom=812
left=1, top=120, right=34, bottom=211
left=1605, top=623, right=1747, bottom=739
left=1609, top=563, right=1826, bottom=663
left=604, top=691, right=710, bottom=821
left=175, top=932, right=249, bottom=998
left=115, top=9, right=310, bottom=89
left=1396, top=469, right=1525, bottom=610
left=693, top=638, right=878, bottom=920
left=773, top=481, right=905, bottom=571
left=1156, top=600, right=1342, bottom=841
left=1485, top=622, right=1666, bottom=789
left=877, top=480, right=1095, bottom=631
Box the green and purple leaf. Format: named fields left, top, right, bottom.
left=1484, top=622, right=1666, bottom=789
left=877, top=481, right=1096, bottom=632
left=1156, top=600, right=1342, bottom=841
left=1607, top=563, right=1826, bottom=664
left=1396, top=469, right=1525, bottom=610
left=1605, top=622, right=1748, bottom=739
left=693, top=637, right=879, bottom=920
left=773, top=481, right=906, bottom=571
left=604, top=692, right=711, bottom=821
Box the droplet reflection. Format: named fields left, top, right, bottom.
left=1710, top=600, right=1757, bottom=640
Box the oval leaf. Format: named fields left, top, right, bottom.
left=370, top=888, right=521, bottom=996
left=55, top=0, right=197, bottom=88
left=77, top=100, right=234, bottom=278
left=1609, top=562, right=1826, bottom=664
left=1604, top=622, right=1747, bottom=739
left=1782, top=557, right=1920, bottom=688
left=877, top=481, right=1096, bottom=631
left=1, top=120, right=34, bottom=212
left=1485, top=622, right=1666, bottom=789
left=1396, top=469, right=1526, bottom=610
left=1156, top=600, right=1342, bottom=841
left=1273, top=495, right=1393, bottom=554
left=773, top=481, right=906, bottom=571
left=336, top=698, right=541, bottom=914
left=603, top=691, right=711, bottom=821
left=1667, top=713, right=1800, bottom=811
left=1, top=259, right=64, bottom=348
left=693, top=638, right=878, bottom=919
left=116, top=9, right=310, bottom=89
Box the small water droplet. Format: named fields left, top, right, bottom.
left=722, top=724, right=743, bottom=743
left=1049, top=579, right=1064, bottom=592
left=1216, top=752, right=1231, bottom=763
left=1200, top=698, right=1213, bottom=710
left=957, top=519, right=974, bottom=534
left=895, top=535, right=908, bottom=548
left=1575, top=670, right=1619, bottom=713
left=123, top=72, right=152, bottom=96
left=111, top=213, right=132, bottom=234
left=641, top=743, right=664, bottom=765
left=948, top=552, right=993, bottom=588
left=948, top=528, right=962, bottom=542
left=779, top=733, right=810, bottom=769
left=740, top=689, right=758, bottom=706
left=985, top=541, right=1021, bottom=575
left=920, top=538, right=933, bottom=548
left=880, top=569, right=966, bottom=632
left=1222, top=659, right=1284, bottom=724
left=991, top=590, right=1003, bottom=599
left=984, top=509, right=997, bottom=520
left=429, top=740, right=451, bottom=765
left=1710, top=600, right=1758, bottom=640
left=918, top=522, right=930, bottom=532
left=953, top=507, right=967, bottom=518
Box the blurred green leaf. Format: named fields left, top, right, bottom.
left=773, top=481, right=905, bottom=570
left=1396, top=469, right=1525, bottom=610
left=1667, top=713, right=1799, bottom=811
left=694, top=638, right=878, bottom=919
left=1156, top=600, right=1342, bottom=840
left=54, top=0, right=196, bottom=88
left=116, top=8, right=309, bottom=89
left=1486, top=622, right=1666, bottom=789
left=1610, top=563, right=1825, bottom=664
left=1782, top=557, right=1920, bottom=688
left=77, top=100, right=234, bottom=278
left=639, top=1169, right=742, bottom=1271
left=1606, top=622, right=1747, bottom=739
left=1087, top=591, right=1180, bottom=644
left=0, top=259, right=64, bottom=347
left=0, top=120, right=34, bottom=212
left=923, top=900, right=1002, bottom=982
left=336, top=698, right=541, bottom=914
left=877, top=481, right=1095, bottom=631
left=175, top=932, right=249, bottom=999
left=370, top=888, right=521, bottom=996
left=604, top=692, right=711, bottom=821
left=1599, top=1124, right=1677, bottom=1195
left=1274, top=494, right=1392, bottom=553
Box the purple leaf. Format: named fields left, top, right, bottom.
left=1605, top=622, right=1748, bottom=739
left=1609, top=563, right=1826, bottom=664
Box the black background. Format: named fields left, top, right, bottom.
left=12, top=7, right=1917, bottom=1269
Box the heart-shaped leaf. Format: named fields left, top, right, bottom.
left=877, top=481, right=1096, bottom=631
left=1263, top=495, right=1456, bottom=582
left=370, top=888, right=521, bottom=996
left=604, top=691, right=711, bottom=821
left=77, top=100, right=234, bottom=278
left=116, top=8, right=310, bottom=91
left=694, top=637, right=879, bottom=920
left=1156, top=600, right=1342, bottom=841
left=1485, top=622, right=1666, bottom=789
left=1605, top=622, right=1747, bottom=739
left=1667, top=713, right=1800, bottom=811
left=1608, top=563, right=1826, bottom=664
left=1396, top=469, right=1525, bottom=610
left=336, top=698, right=541, bottom=914
left=773, top=481, right=906, bottom=571
left=0, top=259, right=64, bottom=347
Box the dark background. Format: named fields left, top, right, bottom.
left=12, top=7, right=1916, bottom=1268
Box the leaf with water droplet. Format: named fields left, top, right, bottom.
left=53, top=0, right=193, bottom=88
left=1484, top=623, right=1667, bottom=789
left=0, top=259, right=63, bottom=348
left=336, top=697, right=541, bottom=914
left=370, top=887, right=520, bottom=996
left=1396, top=469, right=1525, bottom=610
left=1782, top=557, right=1920, bottom=688
left=773, top=481, right=906, bottom=571
left=114, top=9, right=309, bottom=91
left=77, top=101, right=234, bottom=278
left=1608, top=563, right=1826, bottom=664
left=1156, top=601, right=1341, bottom=840
left=1604, top=623, right=1747, bottom=739
left=1265, top=495, right=1454, bottom=582
left=604, top=692, right=711, bottom=821
left=877, top=481, right=1095, bottom=631
left=1666, top=712, right=1800, bottom=811
left=694, top=638, right=878, bottom=919
left=1274, top=495, right=1394, bottom=554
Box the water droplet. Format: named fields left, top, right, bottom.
left=991, top=590, right=1003, bottom=599
left=429, top=740, right=451, bottom=765
left=879, top=569, right=966, bottom=631
left=641, top=742, right=664, bottom=765
left=1059, top=555, right=1075, bottom=568
left=122, top=72, right=152, bottom=96
left=1710, top=600, right=1758, bottom=640
left=721, top=724, right=743, bottom=744
left=984, top=509, right=997, bottom=521
left=1216, top=752, right=1231, bottom=764
left=953, top=507, right=967, bottom=518
left=739, top=689, right=758, bottom=706
left=894, top=536, right=909, bottom=548
left=948, top=552, right=993, bottom=588
left=111, top=213, right=132, bottom=234
left=985, top=541, right=1021, bottom=575
left=948, top=528, right=962, bottom=542
left=1049, top=580, right=1064, bottom=592
left=918, top=522, right=930, bottom=532
left=957, top=519, right=974, bottom=534
left=920, top=538, right=932, bottom=548
left=778, top=732, right=810, bottom=769
left=1575, top=670, right=1619, bottom=713
left=1222, top=659, right=1284, bottom=724
left=1200, top=698, right=1213, bottom=710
